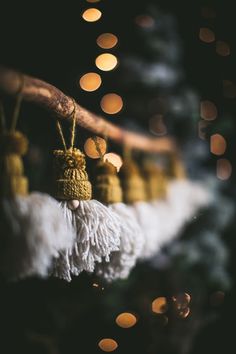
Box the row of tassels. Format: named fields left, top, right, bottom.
left=0, top=94, right=211, bottom=282
left=0, top=125, right=211, bottom=282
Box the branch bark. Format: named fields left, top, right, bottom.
left=0, top=66, right=175, bottom=152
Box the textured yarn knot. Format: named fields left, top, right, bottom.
left=93, top=160, right=122, bottom=204
left=0, top=131, right=29, bottom=197
left=53, top=148, right=92, bottom=201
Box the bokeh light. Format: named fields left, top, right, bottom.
left=199, top=27, right=215, bottom=43
left=172, top=293, right=191, bottom=310
left=95, top=53, right=118, bottom=71
left=79, top=72, right=102, bottom=92
left=223, top=80, right=236, bottom=98
left=149, top=115, right=167, bottom=136
left=216, top=41, right=230, bottom=56
left=177, top=307, right=190, bottom=319
left=104, top=153, right=123, bottom=171
left=217, top=159, right=232, bottom=180
left=115, top=312, right=137, bottom=328
left=135, top=15, right=155, bottom=28
left=200, top=100, right=217, bottom=120
left=152, top=297, right=168, bottom=314
left=98, top=339, right=118, bottom=352
left=210, top=134, right=227, bottom=155
left=84, top=137, right=107, bottom=158
left=210, top=291, right=225, bottom=306
left=100, top=94, right=123, bottom=114
left=82, top=8, right=102, bottom=22
left=97, top=33, right=118, bottom=49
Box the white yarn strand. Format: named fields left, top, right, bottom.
left=96, top=203, right=144, bottom=282
left=53, top=200, right=121, bottom=281
left=0, top=192, right=74, bottom=280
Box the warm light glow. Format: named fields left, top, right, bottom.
left=216, top=41, right=230, bottom=56
left=84, top=137, right=107, bottom=158
left=115, top=312, right=137, bottom=328
left=210, top=291, right=225, bottom=306
left=152, top=297, right=168, bottom=314
left=200, top=100, right=217, bottom=120
left=210, top=134, right=227, bottom=156
left=217, top=159, right=232, bottom=180
left=104, top=153, right=123, bottom=171
left=178, top=307, right=190, bottom=319
left=95, top=53, right=118, bottom=71
left=79, top=72, right=102, bottom=92
left=223, top=80, right=236, bottom=98
left=97, top=33, right=118, bottom=49
left=100, top=94, right=123, bottom=114
left=82, top=8, right=102, bottom=22
left=149, top=115, right=167, bottom=136
left=199, top=27, right=215, bottom=43
left=135, top=15, right=155, bottom=28
left=98, top=339, right=118, bottom=352
left=172, top=293, right=191, bottom=310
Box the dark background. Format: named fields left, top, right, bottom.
left=0, top=1, right=236, bottom=353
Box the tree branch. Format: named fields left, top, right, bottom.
left=0, top=66, right=175, bottom=152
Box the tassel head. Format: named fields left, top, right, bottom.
left=119, top=159, right=146, bottom=203
left=93, top=160, right=122, bottom=204
left=0, top=131, right=28, bottom=197
left=167, top=153, right=186, bottom=180
left=53, top=147, right=92, bottom=200
left=142, top=163, right=167, bottom=200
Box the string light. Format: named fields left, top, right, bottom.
left=79, top=72, right=102, bottom=92
left=98, top=339, right=118, bottom=352
left=100, top=94, right=123, bottom=114
left=149, top=115, right=167, bottom=136
left=210, top=134, right=227, bottom=156
left=223, top=80, right=236, bottom=98
left=97, top=33, right=118, bottom=49
left=115, top=313, right=137, bottom=328
left=135, top=15, right=155, bottom=28
left=82, top=8, right=102, bottom=22
left=84, top=137, right=107, bottom=158
left=216, top=41, right=230, bottom=56
left=199, top=27, right=215, bottom=43
left=104, top=153, right=123, bottom=171
left=172, top=293, right=191, bottom=310
left=95, top=53, right=118, bottom=71
left=152, top=297, right=168, bottom=314
left=217, top=159, right=232, bottom=180
left=200, top=100, right=217, bottom=120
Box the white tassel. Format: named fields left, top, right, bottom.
left=53, top=199, right=121, bottom=281
left=129, top=201, right=160, bottom=259
left=96, top=203, right=144, bottom=281
left=0, top=192, right=74, bottom=280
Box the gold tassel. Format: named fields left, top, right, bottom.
left=142, top=162, right=168, bottom=201
left=93, top=159, right=122, bottom=205
left=0, top=131, right=29, bottom=197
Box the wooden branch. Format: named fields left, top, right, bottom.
left=0, top=66, right=176, bottom=152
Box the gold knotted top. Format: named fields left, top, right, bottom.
left=53, top=147, right=92, bottom=200
left=119, top=158, right=147, bottom=204
left=0, top=131, right=29, bottom=197
left=93, top=160, right=122, bottom=205
left=167, top=153, right=186, bottom=180
left=142, top=163, right=168, bottom=200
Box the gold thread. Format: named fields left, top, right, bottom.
left=11, top=74, right=24, bottom=131
left=56, top=120, right=67, bottom=151
left=70, top=99, right=77, bottom=149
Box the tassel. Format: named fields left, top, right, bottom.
left=167, top=154, right=211, bottom=228
left=0, top=130, right=74, bottom=280
left=94, top=160, right=144, bottom=281
left=52, top=146, right=121, bottom=281
left=119, top=157, right=159, bottom=260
